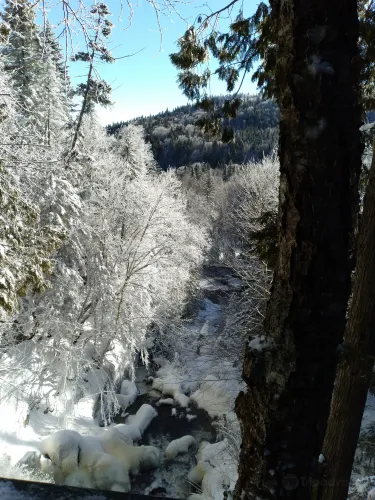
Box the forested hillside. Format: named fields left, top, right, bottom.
left=107, top=95, right=279, bottom=170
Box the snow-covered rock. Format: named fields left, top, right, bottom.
left=120, top=380, right=138, bottom=398
left=165, top=435, right=196, bottom=460
left=39, top=430, right=82, bottom=478
left=100, top=435, right=160, bottom=476
left=38, top=427, right=161, bottom=492
left=65, top=449, right=131, bottom=492
left=103, top=423, right=141, bottom=445
left=126, top=404, right=157, bottom=435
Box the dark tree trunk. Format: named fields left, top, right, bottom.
left=235, top=0, right=362, bottom=499
left=317, top=140, right=375, bottom=500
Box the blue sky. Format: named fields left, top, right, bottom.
left=63, top=0, right=261, bottom=125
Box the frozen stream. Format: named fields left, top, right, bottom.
left=109, top=265, right=243, bottom=497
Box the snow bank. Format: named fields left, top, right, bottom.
left=165, top=435, right=196, bottom=460
left=126, top=404, right=157, bottom=435
left=191, top=375, right=232, bottom=417
left=1, top=453, right=52, bottom=484
left=188, top=440, right=238, bottom=500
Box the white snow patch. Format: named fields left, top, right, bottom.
left=248, top=334, right=269, bottom=352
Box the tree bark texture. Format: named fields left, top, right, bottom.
left=318, top=140, right=375, bottom=500
left=235, top=0, right=362, bottom=498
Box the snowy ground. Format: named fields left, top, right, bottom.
left=0, top=265, right=244, bottom=499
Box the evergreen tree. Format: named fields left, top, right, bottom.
left=115, top=124, right=156, bottom=179
left=0, top=68, right=65, bottom=318
left=38, top=23, right=70, bottom=144
left=41, top=22, right=68, bottom=87
left=1, top=0, right=44, bottom=122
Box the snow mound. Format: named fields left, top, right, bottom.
left=65, top=449, right=131, bottom=492
left=126, top=404, right=157, bottom=435
left=191, top=375, right=232, bottom=417
left=40, top=429, right=81, bottom=475
left=36, top=426, right=161, bottom=492
left=165, top=435, right=196, bottom=460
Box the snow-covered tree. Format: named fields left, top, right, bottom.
left=1, top=0, right=43, bottom=120
left=0, top=111, right=207, bottom=424
left=115, top=124, right=157, bottom=179
left=69, top=3, right=113, bottom=153
left=0, top=63, right=65, bottom=319
left=0, top=166, right=63, bottom=317
left=38, top=23, right=70, bottom=144
left=40, top=22, right=68, bottom=86
left=80, top=117, right=207, bottom=381
left=1, top=1, right=69, bottom=141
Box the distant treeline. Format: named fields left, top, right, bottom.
left=107, top=95, right=279, bottom=170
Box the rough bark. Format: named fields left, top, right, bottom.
left=317, top=140, right=375, bottom=500
left=235, top=0, right=362, bottom=499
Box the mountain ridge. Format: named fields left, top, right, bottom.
left=107, top=94, right=279, bottom=170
